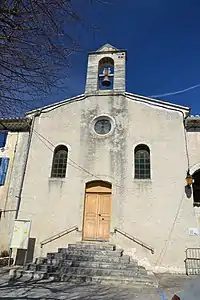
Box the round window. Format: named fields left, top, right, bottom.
left=94, top=118, right=112, bottom=135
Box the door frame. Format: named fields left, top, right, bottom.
left=82, top=180, right=112, bottom=241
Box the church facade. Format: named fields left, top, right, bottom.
left=0, top=44, right=200, bottom=273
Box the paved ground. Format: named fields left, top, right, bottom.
left=0, top=268, right=198, bottom=299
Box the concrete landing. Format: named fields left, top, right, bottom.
left=0, top=268, right=199, bottom=299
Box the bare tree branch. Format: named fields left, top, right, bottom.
left=0, top=0, right=104, bottom=116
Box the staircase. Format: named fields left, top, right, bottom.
left=10, top=243, right=157, bottom=286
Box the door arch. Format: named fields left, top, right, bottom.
left=83, top=181, right=112, bottom=241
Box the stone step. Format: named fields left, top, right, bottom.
left=46, top=258, right=60, bottom=265
left=57, top=248, right=124, bottom=257
left=59, top=273, right=157, bottom=287
left=25, top=264, right=58, bottom=273
left=60, top=260, right=139, bottom=269
left=25, top=261, right=144, bottom=275
left=68, top=243, right=116, bottom=251
left=35, top=257, right=48, bottom=264
left=14, top=269, right=49, bottom=281
left=47, top=252, right=130, bottom=263
left=10, top=269, right=156, bottom=287
left=62, top=254, right=130, bottom=263
left=9, top=242, right=153, bottom=287
left=46, top=252, right=58, bottom=259
left=60, top=266, right=146, bottom=277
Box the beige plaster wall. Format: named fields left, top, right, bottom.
left=0, top=133, right=18, bottom=251
left=18, top=94, right=200, bottom=273
left=0, top=132, right=29, bottom=252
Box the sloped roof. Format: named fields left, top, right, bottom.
left=125, top=92, right=190, bottom=115
left=185, top=115, right=200, bottom=129
left=0, top=117, right=31, bottom=131
left=97, top=43, right=119, bottom=52
left=25, top=91, right=190, bottom=117
left=25, top=94, right=85, bottom=116
left=89, top=43, right=127, bottom=55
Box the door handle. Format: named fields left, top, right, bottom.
left=99, top=214, right=101, bottom=216
left=102, top=218, right=104, bottom=220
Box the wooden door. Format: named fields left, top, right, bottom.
left=98, top=193, right=111, bottom=240
left=83, top=193, right=99, bottom=240
left=83, top=181, right=112, bottom=241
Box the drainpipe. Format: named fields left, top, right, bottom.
left=15, top=111, right=41, bottom=219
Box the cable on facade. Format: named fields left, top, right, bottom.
left=125, top=94, right=191, bottom=175
left=31, top=127, right=190, bottom=267
left=155, top=191, right=185, bottom=266
left=29, top=92, right=191, bottom=177
left=33, top=129, right=135, bottom=192
left=34, top=130, right=107, bottom=180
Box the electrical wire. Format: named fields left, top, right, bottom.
left=33, top=115, right=191, bottom=196
left=184, top=125, right=190, bottom=170
left=126, top=93, right=191, bottom=172
left=30, top=89, right=191, bottom=181
left=33, top=128, right=190, bottom=267
left=33, top=129, right=132, bottom=191
left=29, top=88, right=194, bottom=267
left=155, top=122, right=195, bottom=264
left=35, top=131, right=108, bottom=179
left=149, top=83, right=200, bottom=98
left=33, top=128, right=192, bottom=268
left=155, top=190, right=185, bottom=266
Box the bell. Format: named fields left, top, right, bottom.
left=102, top=75, right=111, bottom=87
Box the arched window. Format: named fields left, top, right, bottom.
left=192, top=170, right=200, bottom=207
left=51, top=145, right=68, bottom=178
left=134, top=144, right=151, bottom=179
left=98, top=57, right=114, bottom=90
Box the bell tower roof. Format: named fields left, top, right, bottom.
left=97, top=43, right=119, bottom=53
left=88, top=43, right=127, bottom=56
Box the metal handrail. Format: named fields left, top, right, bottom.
left=40, top=225, right=78, bottom=248
left=114, top=227, right=154, bottom=254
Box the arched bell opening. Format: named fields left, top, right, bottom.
left=98, top=57, right=114, bottom=90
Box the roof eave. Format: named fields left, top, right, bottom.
left=88, top=49, right=127, bottom=56
left=0, top=118, right=32, bottom=131
left=125, top=92, right=190, bottom=114
left=25, top=91, right=191, bottom=118
left=25, top=93, right=85, bottom=116
left=186, top=117, right=200, bottom=129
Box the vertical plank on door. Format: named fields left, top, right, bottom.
left=83, top=193, right=98, bottom=240
left=98, top=193, right=111, bottom=240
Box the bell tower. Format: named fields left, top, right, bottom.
left=85, top=43, right=127, bottom=93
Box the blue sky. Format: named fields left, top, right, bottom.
left=33, top=0, right=200, bottom=114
